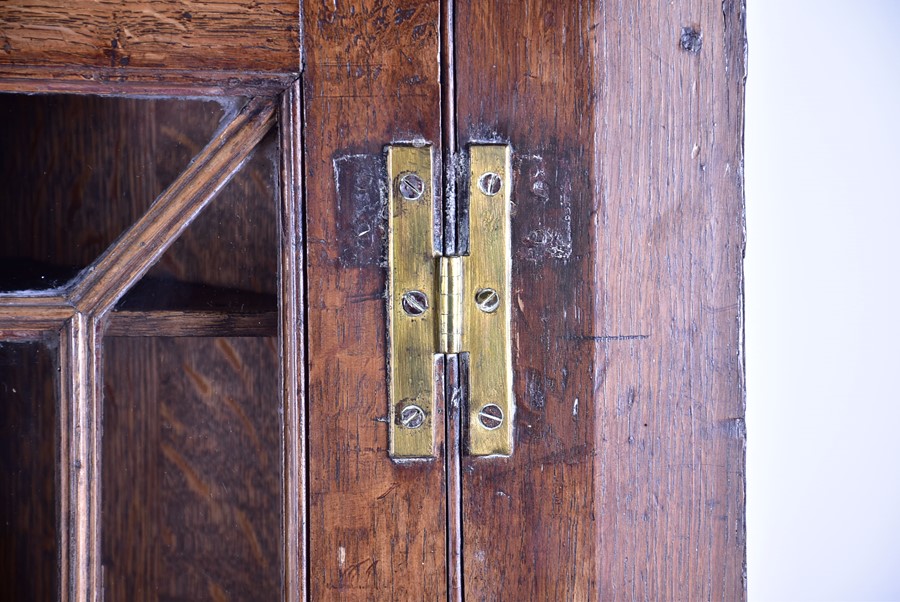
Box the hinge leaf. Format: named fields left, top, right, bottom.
left=464, top=145, right=514, bottom=456
left=387, top=145, right=437, bottom=459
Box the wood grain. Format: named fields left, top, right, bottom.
left=0, top=0, right=301, bottom=89
left=105, top=309, right=277, bottom=337
left=69, top=96, right=275, bottom=315
left=454, top=1, right=746, bottom=599
left=102, top=336, right=283, bottom=600
left=0, top=340, right=59, bottom=602
left=0, top=65, right=295, bottom=97
left=303, top=0, right=447, bottom=598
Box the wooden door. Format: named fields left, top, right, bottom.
left=0, top=0, right=745, bottom=599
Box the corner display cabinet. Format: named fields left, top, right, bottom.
left=0, top=1, right=746, bottom=600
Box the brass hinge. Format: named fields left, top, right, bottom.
left=387, top=144, right=514, bottom=459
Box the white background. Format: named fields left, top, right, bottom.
left=747, top=1, right=900, bottom=600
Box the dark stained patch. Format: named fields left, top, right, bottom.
left=331, top=151, right=386, bottom=268
left=680, top=26, right=703, bottom=53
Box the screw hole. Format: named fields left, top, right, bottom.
left=477, top=172, right=503, bottom=196
left=477, top=404, right=504, bottom=430
left=401, top=290, right=429, bottom=316
left=398, top=172, right=425, bottom=201
left=474, top=288, right=500, bottom=313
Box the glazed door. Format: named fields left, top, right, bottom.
left=0, top=0, right=745, bottom=600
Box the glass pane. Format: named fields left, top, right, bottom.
left=0, top=340, right=59, bottom=600
left=102, top=126, right=282, bottom=598
left=114, top=128, right=278, bottom=317
left=0, top=94, right=239, bottom=292
left=102, top=336, right=283, bottom=599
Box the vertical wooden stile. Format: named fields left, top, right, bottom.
left=302, top=0, right=448, bottom=597
left=279, top=80, right=307, bottom=602
left=453, top=0, right=747, bottom=598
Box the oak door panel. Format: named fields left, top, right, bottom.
left=102, top=336, right=283, bottom=600
left=454, top=1, right=746, bottom=599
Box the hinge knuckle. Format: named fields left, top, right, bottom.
left=439, top=256, right=464, bottom=354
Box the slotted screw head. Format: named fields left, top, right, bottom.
left=401, top=290, right=429, bottom=316
left=400, top=405, right=426, bottom=429
left=477, top=171, right=503, bottom=196
left=477, top=404, right=504, bottom=430
left=398, top=172, right=425, bottom=201
left=474, top=288, right=500, bottom=313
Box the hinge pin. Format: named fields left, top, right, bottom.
left=439, top=256, right=464, bottom=354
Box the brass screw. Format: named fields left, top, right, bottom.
left=398, top=172, right=425, bottom=200
left=477, top=404, right=504, bottom=430
left=400, top=405, right=426, bottom=429
left=474, top=288, right=500, bottom=313
left=401, top=290, right=429, bottom=316
left=478, top=172, right=502, bottom=196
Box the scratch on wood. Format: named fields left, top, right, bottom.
left=565, top=334, right=650, bottom=342
left=376, top=482, right=399, bottom=500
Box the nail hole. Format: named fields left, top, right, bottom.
left=680, top=26, right=702, bottom=53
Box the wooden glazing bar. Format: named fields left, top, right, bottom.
left=0, top=66, right=296, bottom=97
left=104, top=310, right=277, bottom=337
left=59, top=313, right=103, bottom=602
left=0, top=297, right=74, bottom=338
left=68, top=97, right=276, bottom=316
